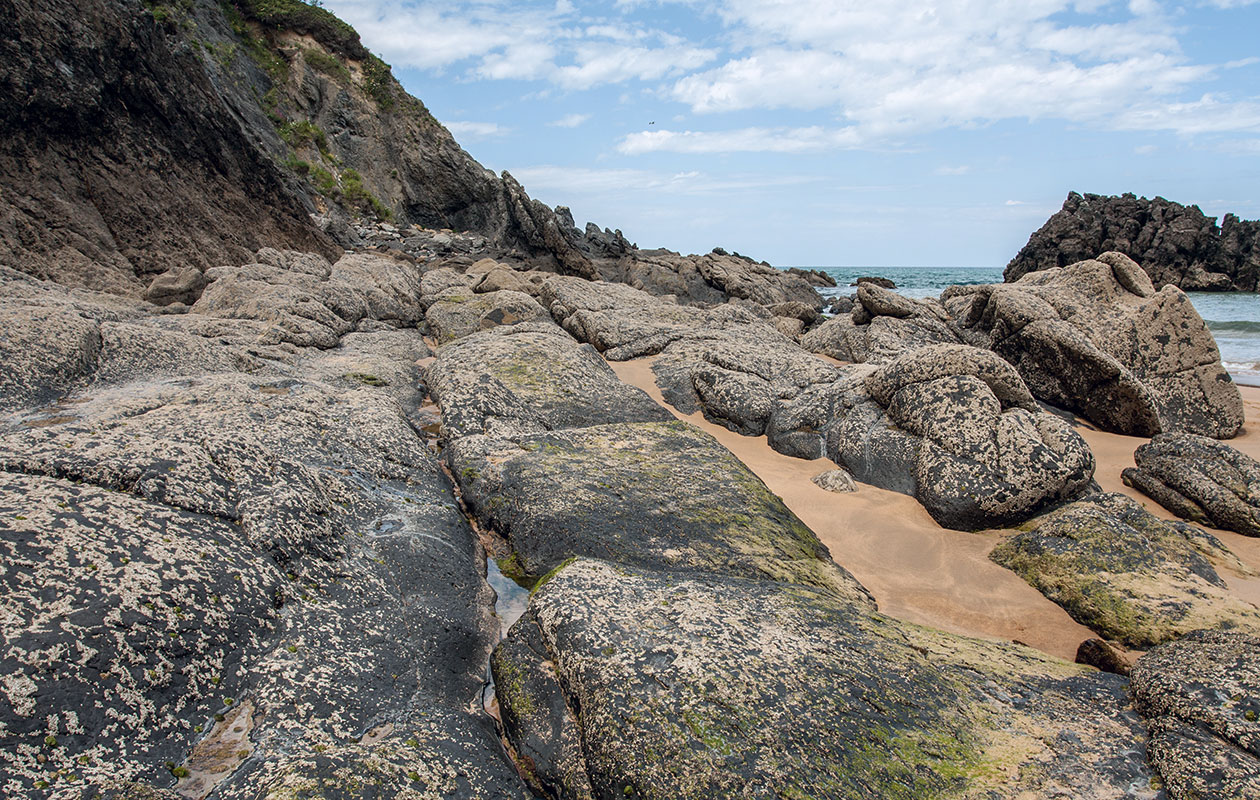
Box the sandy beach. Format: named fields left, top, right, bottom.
left=612, top=359, right=1260, bottom=662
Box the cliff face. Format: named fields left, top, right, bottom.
left=1006, top=192, right=1260, bottom=292
left=0, top=0, right=592, bottom=296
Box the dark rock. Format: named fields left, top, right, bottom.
left=991, top=492, right=1260, bottom=647
left=769, top=344, right=1095, bottom=529
left=826, top=294, right=854, bottom=315
left=493, top=558, right=1159, bottom=799
left=946, top=252, right=1244, bottom=438
left=1131, top=629, right=1260, bottom=798
left=1007, top=191, right=1260, bottom=291
left=1123, top=432, right=1260, bottom=536
left=785, top=266, right=836, bottom=287
left=853, top=276, right=896, bottom=289
left=448, top=421, right=867, bottom=600
left=1074, top=638, right=1131, bottom=676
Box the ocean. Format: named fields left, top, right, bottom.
left=800, top=266, right=1260, bottom=385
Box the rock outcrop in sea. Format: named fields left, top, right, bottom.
left=2, top=2, right=1259, bottom=799
left=1007, top=191, right=1260, bottom=291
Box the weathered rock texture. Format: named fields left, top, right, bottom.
left=768, top=344, right=1096, bottom=530
left=493, top=558, right=1159, bottom=799
left=424, top=323, right=672, bottom=441
left=1123, top=432, right=1260, bottom=536
left=1131, top=630, right=1260, bottom=799
left=991, top=493, right=1260, bottom=647
left=803, top=282, right=964, bottom=363
left=590, top=246, right=823, bottom=308
left=542, top=276, right=838, bottom=436
left=0, top=250, right=529, bottom=798
left=1007, top=191, right=1260, bottom=291
left=946, top=252, right=1244, bottom=438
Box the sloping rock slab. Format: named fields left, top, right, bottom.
left=991, top=493, right=1260, bottom=647
left=493, top=558, right=1158, bottom=799
left=425, top=323, right=672, bottom=441
left=1123, top=432, right=1260, bottom=536
left=447, top=421, right=867, bottom=602
left=767, top=344, right=1095, bottom=530
left=1131, top=630, right=1260, bottom=799
left=945, top=252, right=1243, bottom=438
left=0, top=364, right=523, bottom=797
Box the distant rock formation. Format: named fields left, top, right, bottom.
left=947, top=252, right=1244, bottom=439
left=1007, top=192, right=1260, bottom=292
left=0, top=0, right=594, bottom=295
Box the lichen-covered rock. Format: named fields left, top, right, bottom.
left=493, top=558, right=1159, bottom=800
left=424, top=323, right=671, bottom=441
left=1130, top=629, right=1260, bottom=799
left=946, top=252, right=1243, bottom=438
left=447, top=421, right=868, bottom=602
left=803, top=285, right=964, bottom=364
left=811, top=468, right=856, bottom=493
left=991, top=493, right=1260, bottom=647
left=542, top=276, right=839, bottom=435
left=1123, top=432, right=1260, bottom=536
left=0, top=335, right=526, bottom=797
left=589, top=249, right=822, bottom=308
left=768, top=344, right=1095, bottom=529
left=190, top=250, right=424, bottom=348
left=424, top=289, right=551, bottom=343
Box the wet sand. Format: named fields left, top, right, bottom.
left=610, top=358, right=1098, bottom=661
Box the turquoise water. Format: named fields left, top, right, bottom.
left=796, top=266, right=1260, bottom=383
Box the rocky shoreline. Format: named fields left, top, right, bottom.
left=3, top=1, right=1260, bottom=798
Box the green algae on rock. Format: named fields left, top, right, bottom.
left=991, top=492, right=1260, bottom=647
left=493, top=558, right=1159, bottom=800
left=448, top=420, right=869, bottom=604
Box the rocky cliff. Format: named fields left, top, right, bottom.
left=1006, top=192, right=1260, bottom=292
left=0, top=0, right=595, bottom=296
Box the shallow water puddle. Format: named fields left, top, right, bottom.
left=176, top=701, right=254, bottom=799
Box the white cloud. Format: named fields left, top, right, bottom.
left=443, top=121, right=511, bottom=139
left=1004, top=199, right=1029, bottom=205
left=1135, top=144, right=1159, bottom=154
left=549, top=113, right=592, bottom=127
left=511, top=165, right=822, bottom=194
left=935, top=165, right=971, bottom=176
left=617, top=126, right=865, bottom=154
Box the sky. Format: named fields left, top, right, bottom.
left=319, top=0, right=1260, bottom=267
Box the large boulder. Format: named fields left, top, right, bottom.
left=1130, top=630, right=1260, bottom=799
left=1007, top=191, right=1260, bottom=291
left=803, top=283, right=964, bottom=364
left=424, top=289, right=551, bottom=343
left=991, top=493, right=1260, bottom=647
left=424, top=323, right=672, bottom=441
left=447, top=421, right=866, bottom=602
left=1123, top=432, right=1260, bottom=536
left=767, top=344, right=1096, bottom=529
left=945, top=252, right=1244, bottom=438
left=542, top=276, right=839, bottom=436
left=492, top=558, right=1159, bottom=799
